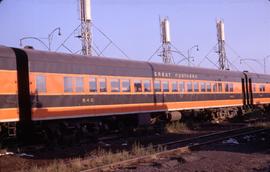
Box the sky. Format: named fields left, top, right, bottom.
left=0, top=0, right=270, bottom=73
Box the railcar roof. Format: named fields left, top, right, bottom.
left=2, top=46, right=270, bottom=81
left=23, top=48, right=243, bottom=76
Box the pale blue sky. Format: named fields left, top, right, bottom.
left=0, top=0, right=270, bottom=73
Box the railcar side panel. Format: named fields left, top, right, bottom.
left=23, top=49, right=247, bottom=121
left=0, top=47, right=19, bottom=122
left=246, top=73, right=270, bottom=105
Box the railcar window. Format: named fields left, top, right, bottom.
left=179, top=81, right=185, bottom=92
left=122, top=80, right=130, bottom=92
left=36, top=75, right=46, bottom=93
left=89, top=78, right=97, bottom=92
left=76, top=77, right=84, bottom=92
left=218, top=83, right=223, bottom=92
left=144, top=80, right=151, bottom=92
left=206, top=83, right=211, bottom=92
left=99, top=78, right=107, bottom=92
left=64, top=77, right=73, bottom=92
left=200, top=82, right=206, bottom=92
left=187, top=82, right=193, bottom=92
left=213, top=83, right=217, bottom=92
left=229, top=83, right=234, bottom=92
left=172, top=81, right=178, bottom=92
left=134, top=80, right=142, bottom=92
left=111, top=79, right=120, bottom=92
left=154, top=80, right=161, bottom=92
left=194, top=82, right=199, bottom=92
left=259, top=85, right=265, bottom=92
left=225, top=83, right=229, bottom=92
left=162, top=81, right=169, bottom=92
left=252, top=84, right=256, bottom=92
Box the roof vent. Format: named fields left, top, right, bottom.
left=24, top=45, right=34, bottom=49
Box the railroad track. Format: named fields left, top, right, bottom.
left=80, top=126, right=269, bottom=172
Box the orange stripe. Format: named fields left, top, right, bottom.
left=0, top=70, right=17, bottom=94
left=0, top=108, right=19, bottom=122
left=32, top=99, right=243, bottom=120
left=253, top=98, right=270, bottom=104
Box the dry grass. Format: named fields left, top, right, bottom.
left=165, top=121, right=191, bottom=134
left=23, top=160, right=75, bottom=172
left=24, top=142, right=166, bottom=172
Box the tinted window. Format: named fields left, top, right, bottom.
left=154, top=80, right=161, bottom=92
left=36, top=75, right=46, bottom=93
left=144, top=80, right=151, bottom=92
left=172, top=81, right=178, bottom=92
left=229, top=83, right=234, bottom=92
left=218, top=83, right=222, bottom=92
left=206, top=83, right=211, bottom=92
left=111, top=79, right=120, bottom=92
left=99, top=78, right=107, bottom=92
left=122, top=80, right=130, bottom=92
left=187, top=82, right=192, bottom=92
left=213, top=83, right=217, bottom=92
left=134, top=80, right=142, bottom=92
left=200, top=82, right=206, bottom=92
left=259, top=85, right=265, bottom=92
left=89, top=78, right=97, bottom=92
left=194, top=82, right=199, bottom=92
left=252, top=84, right=256, bottom=92
left=225, top=83, right=229, bottom=92
left=64, top=77, right=73, bottom=92
left=76, top=77, right=84, bottom=92
left=179, top=81, right=185, bottom=92
left=162, top=81, right=169, bottom=92
left=64, top=77, right=72, bottom=92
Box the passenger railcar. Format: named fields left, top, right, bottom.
left=0, top=45, right=270, bottom=143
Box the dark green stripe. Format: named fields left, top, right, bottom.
left=0, top=95, right=18, bottom=108
left=31, top=93, right=244, bottom=108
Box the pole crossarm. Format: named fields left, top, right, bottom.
left=19, top=27, right=61, bottom=51
left=239, top=58, right=263, bottom=66
left=19, top=37, right=49, bottom=50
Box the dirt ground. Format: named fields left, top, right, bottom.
left=122, top=151, right=270, bottom=172
left=118, top=130, right=270, bottom=172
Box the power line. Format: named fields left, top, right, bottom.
left=92, top=23, right=130, bottom=59
left=197, top=43, right=219, bottom=68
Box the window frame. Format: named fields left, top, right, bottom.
left=122, top=79, right=131, bottom=92
left=64, top=76, right=73, bottom=93
left=171, top=81, right=178, bottom=92
left=75, top=77, right=84, bottom=93
left=154, top=80, right=161, bottom=92
left=110, top=79, right=120, bottom=92
left=134, top=80, right=142, bottom=92
left=206, top=82, right=211, bottom=92
left=36, top=75, right=47, bottom=93
left=89, top=77, right=97, bottom=92
left=99, top=78, right=107, bottom=92
left=187, top=81, right=193, bottom=92
left=143, top=80, right=152, bottom=92
left=200, top=82, right=206, bottom=92
left=193, top=82, right=199, bottom=92
left=162, top=81, right=169, bottom=92
left=179, top=81, right=185, bottom=92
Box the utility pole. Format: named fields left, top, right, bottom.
left=216, top=19, right=229, bottom=70
left=80, top=0, right=92, bottom=56
left=160, top=17, right=172, bottom=64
